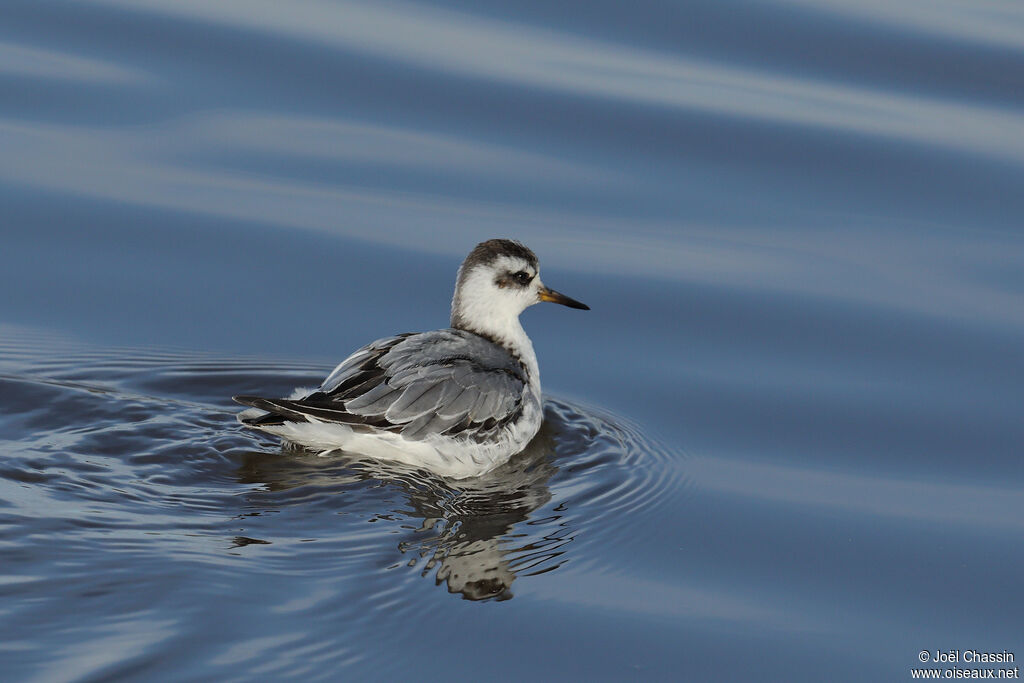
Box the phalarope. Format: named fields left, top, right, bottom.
left=234, top=239, right=589, bottom=479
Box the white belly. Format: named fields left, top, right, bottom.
left=244, top=390, right=544, bottom=479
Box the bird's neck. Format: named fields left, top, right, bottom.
left=452, top=313, right=540, bottom=387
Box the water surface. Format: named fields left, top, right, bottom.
left=1, top=0, right=1023, bottom=680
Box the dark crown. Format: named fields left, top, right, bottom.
left=459, top=239, right=538, bottom=275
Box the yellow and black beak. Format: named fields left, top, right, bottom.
left=538, top=286, right=589, bottom=310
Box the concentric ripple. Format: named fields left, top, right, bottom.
left=0, top=329, right=685, bottom=679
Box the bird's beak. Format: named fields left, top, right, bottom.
left=538, top=285, right=589, bottom=310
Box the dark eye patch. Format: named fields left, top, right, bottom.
left=512, top=270, right=533, bottom=286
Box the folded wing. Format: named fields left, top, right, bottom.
left=234, top=329, right=528, bottom=443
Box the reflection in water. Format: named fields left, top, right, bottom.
left=235, top=422, right=562, bottom=601
left=0, top=331, right=685, bottom=678
left=1, top=0, right=1022, bottom=673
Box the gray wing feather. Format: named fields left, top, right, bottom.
left=255, top=329, right=529, bottom=441
left=368, top=331, right=526, bottom=433
left=320, top=335, right=408, bottom=394
left=403, top=383, right=448, bottom=418
left=385, top=381, right=437, bottom=421
left=436, top=386, right=476, bottom=419
left=345, top=383, right=400, bottom=416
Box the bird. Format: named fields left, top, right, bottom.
left=233, top=239, right=589, bottom=479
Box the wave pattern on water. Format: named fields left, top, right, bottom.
left=0, top=332, right=684, bottom=678
left=2, top=0, right=1023, bottom=679
left=3, top=0, right=1023, bottom=331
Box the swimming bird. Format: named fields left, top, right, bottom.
left=234, top=239, right=589, bottom=479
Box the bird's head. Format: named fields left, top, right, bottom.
left=450, top=239, right=588, bottom=341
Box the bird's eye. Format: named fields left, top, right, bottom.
left=512, top=271, right=532, bottom=285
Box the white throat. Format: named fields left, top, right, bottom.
left=450, top=267, right=540, bottom=385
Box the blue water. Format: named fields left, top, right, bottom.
left=2, top=0, right=1023, bottom=680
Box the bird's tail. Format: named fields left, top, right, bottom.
left=232, top=395, right=297, bottom=426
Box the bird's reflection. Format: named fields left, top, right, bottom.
left=234, top=421, right=564, bottom=601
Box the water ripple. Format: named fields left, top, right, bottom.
left=0, top=333, right=684, bottom=676
left=0, top=41, right=149, bottom=84
left=78, top=0, right=1024, bottom=161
